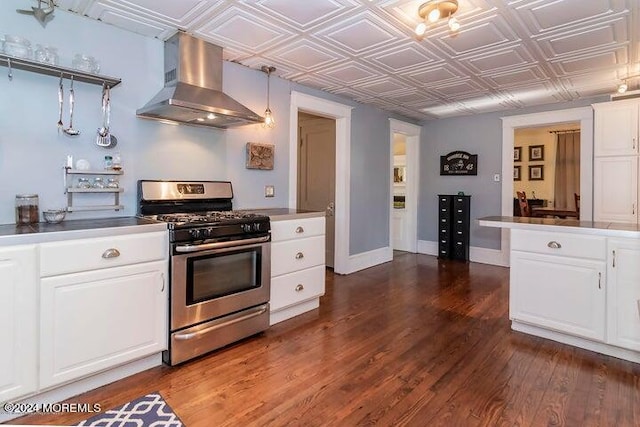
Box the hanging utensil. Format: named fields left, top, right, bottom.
left=63, top=76, right=80, bottom=136
left=7, top=58, right=12, bottom=81
left=96, top=84, right=109, bottom=145
left=32, top=0, right=55, bottom=28
left=57, top=74, right=64, bottom=131
left=104, top=85, right=117, bottom=148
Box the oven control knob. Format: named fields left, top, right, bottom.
left=190, top=229, right=202, bottom=239
left=242, top=224, right=251, bottom=233
left=205, top=227, right=214, bottom=238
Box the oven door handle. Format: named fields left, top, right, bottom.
left=175, top=235, right=270, bottom=253
left=173, top=305, right=268, bottom=341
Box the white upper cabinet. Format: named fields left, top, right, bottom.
left=593, top=100, right=639, bottom=157
left=593, top=156, right=638, bottom=223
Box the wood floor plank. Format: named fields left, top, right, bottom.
left=10, top=253, right=640, bottom=427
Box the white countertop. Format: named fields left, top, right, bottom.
left=479, top=216, right=640, bottom=238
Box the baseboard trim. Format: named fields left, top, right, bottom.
left=0, top=354, right=162, bottom=423
left=417, top=240, right=508, bottom=267
left=345, top=246, right=393, bottom=274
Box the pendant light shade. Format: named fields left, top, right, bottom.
left=261, top=65, right=276, bottom=129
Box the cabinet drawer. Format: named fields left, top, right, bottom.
left=271, top=235, right=325, bottom=277
left=270, top=265, right=325, bottom=311
left=271, top=217, right=325, bottom=242
left=511, top=229, right=606, bottom=260
left=40, top=231, right=168, bottom=277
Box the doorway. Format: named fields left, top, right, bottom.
left=289, top=92, right=352, bottom=274
left=500, top=107, right=594, bottom=265
left=298, top=112, right=336, bottom=268
left=389, top=119, right=421, bottom=255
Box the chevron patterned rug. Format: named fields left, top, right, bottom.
left=77, top=392, right=183, bottom=426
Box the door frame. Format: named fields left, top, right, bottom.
left=289, top=91, right=352, bottom=275
left=389, top=119, right=421, bottom=253
left=500, top=107, right=593, bottom=265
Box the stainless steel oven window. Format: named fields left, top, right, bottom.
left=186, top=247, right=262, bottom=305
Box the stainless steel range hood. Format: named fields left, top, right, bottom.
left=137, top=32, right=264, bottom=129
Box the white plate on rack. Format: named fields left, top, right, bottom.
left=75, top=159, right=91, bottom=170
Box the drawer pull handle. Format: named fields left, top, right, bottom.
left=547, top=241, right=561, bottom=249
left=102, top=248, right=121, bottom=259
left=295, top=252, right=304, bottom=259
left=295, top=284, right=304, bottom=292
left=295, top=226, right=304, bottom=233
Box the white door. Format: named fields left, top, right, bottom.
left=593, top=156, right=638, bottom=223
left=607, top=238, right=640, bottom=351
left=0, top=245, right=37, bottom=402
left=510, top=251, right=606, bottom=341
left=298, top=114, right=336, bottom=268
left=40, top=261, right=167, bottom=388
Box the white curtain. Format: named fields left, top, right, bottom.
left=554, top=131, right=580, bottom=210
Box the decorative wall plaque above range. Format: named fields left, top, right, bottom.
left=440, top=151, right=478, bottom=176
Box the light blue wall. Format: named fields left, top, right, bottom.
left=0, top=1, right=416, bottom=258
left=418, top=97, right=609, bottom=250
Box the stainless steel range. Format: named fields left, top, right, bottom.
left=138, top=180, right=270, bottom=365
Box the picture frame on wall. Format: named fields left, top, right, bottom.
left=529, top=145, right=544, bottom=161
left=245, top=142, right=275, bottom=170
left=529, top=165, right=544, bottom=181
left=514, top=165, right=521, bottom=181
left=514, top=147, right=522, bottom=162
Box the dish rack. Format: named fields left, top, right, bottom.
left=64, top=167, right=124, bottom=212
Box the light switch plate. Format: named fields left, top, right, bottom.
left=265, top=185, right=275, bottom=197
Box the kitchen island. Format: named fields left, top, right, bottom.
left=248, top=209, right=327, bottom=325
left=480, top=216, right=640, bottom=364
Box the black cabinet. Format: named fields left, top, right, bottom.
left=438, top=195, right=471, bottom=261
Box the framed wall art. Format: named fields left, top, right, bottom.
left=528, top=165, right=544, bottom=181
left=513, top=165, right=521, bottom=181
left=528, top=145, right=544, bottom=161
left=514, top=147, right=522, bottom=162
left=246, top=142, right=274, bottom=170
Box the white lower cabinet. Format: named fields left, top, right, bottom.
left=38, top=231, right=168, bottom=390
left=270, top=216, right=326, bottom=325
left=510, top=251, right=606, bottom=341
left=607, top=238, right=640, bottom=351
left=0, top=245, right=38, bottom=403
left=40, top=260, right=167, bottom=389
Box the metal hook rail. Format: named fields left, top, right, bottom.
left=0, top=53, right=121, bottom=87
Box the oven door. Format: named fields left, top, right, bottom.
left=171, top=237, right=270, bottom=331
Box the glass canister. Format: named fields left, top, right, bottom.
left=15, top=194, right=39, bottom=225
left=106, top=178, right=119, bottom=189
left=76, top=177, right=91, bottom=189
left=93, top=177, right=105, bottom=189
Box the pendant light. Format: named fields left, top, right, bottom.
left=261, top=65, right=276, bottom=129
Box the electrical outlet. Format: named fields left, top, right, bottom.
left=265, top=185, right=275, bottom=197
left=493, top=173, right=501, bottom=182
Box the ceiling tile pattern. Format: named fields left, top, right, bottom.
left=57, top=0, right=640, bottom=120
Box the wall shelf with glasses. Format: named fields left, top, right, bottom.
left=0, top=53, right=121, bottom=87
left=63, top=168, right=124, bottom=212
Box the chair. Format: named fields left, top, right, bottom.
left=574, top=193, right=580, bottom=219
left=516, top=191, right=530, bottom=217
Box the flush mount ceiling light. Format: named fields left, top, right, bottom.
left=415, top=0, right=460, bottom=36
left=261, top=65, right=276, bottom=129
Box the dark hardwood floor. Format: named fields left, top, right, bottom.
left=13, top=253, right=640, bottom=426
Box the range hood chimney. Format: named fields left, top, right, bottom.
left=136, top=32, right=264, bottom=129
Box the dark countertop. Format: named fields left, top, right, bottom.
left=478, top=216, right=640, bottom=238
left=0, top=217, right=167, bottom=246
left=244, top=208, right=325, bottom=221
